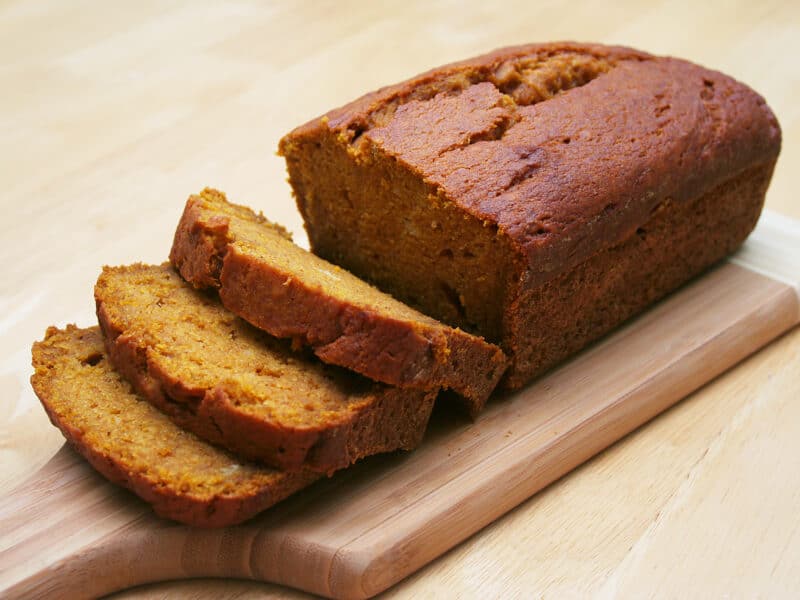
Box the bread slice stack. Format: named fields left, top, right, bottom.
left=31, top=189, right=506, bottom=527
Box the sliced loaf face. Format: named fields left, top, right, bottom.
left=279, top=42, right=782, bottom=388
left=30, top=325, right=318, bottom=527
left=170, top=188, right=507, bottom=416
left=94, top=263, right=436, bottom=473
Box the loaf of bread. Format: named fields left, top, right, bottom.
left=170, top=187, right=507, bottom=415
left=280, top=42, right=781, bottom=389
left=95, top=263, right=436, bottom=473
left=30, top=325, right=319, bottom=527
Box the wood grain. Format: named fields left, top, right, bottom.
left=2, top=0, right=799, bottom=598
left=1, top=259, right=798, bottom=599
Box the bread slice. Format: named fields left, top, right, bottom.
left=94, top=263, right=436, bottom=473
left=30, top=325, right=319, bottom=527
left=169, top=188, right=507, bottom=416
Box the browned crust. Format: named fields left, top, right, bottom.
left=502, top=160, right=775, bottom=388
left=170, top=190, right=507, bottom=415
left=30, top=325, right=318, bottom=527
left=283, top=42, right=651, bottom=140
left=95, top=264, right=437, bottom=473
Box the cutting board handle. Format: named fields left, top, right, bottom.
left=1, top=447, right=139, bottom=598
left=0, top=445, right=275, bottom=599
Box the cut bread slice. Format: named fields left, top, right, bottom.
left=94, top=263, right=435, bottom=473
left=30, top=325, right=319, bottom=527
left=170, top=188, right=507, bottom=416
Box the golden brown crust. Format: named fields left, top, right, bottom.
left=170, top=189, right=507, bottom=415
left=284, top=42, right=651, bottom=141
left=30, top=325, right=319, bottom=527
left=94, top=264, right=436, bottom=473
left=280, top=42, right=782, bottom=388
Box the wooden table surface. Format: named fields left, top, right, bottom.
left=2, top=1, right=798, bottom=597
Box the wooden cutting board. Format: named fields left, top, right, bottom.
left=1, top=212, right=798, bottom=600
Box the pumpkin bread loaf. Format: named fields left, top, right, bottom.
left=95, top=264, right=436, bottom=473
left=30, top=325, right=319, bottom=527
left=170, top=188, right=507, bottom=416
left=279, top=41, right=781, bottom=389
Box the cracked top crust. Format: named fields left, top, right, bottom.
left=281, top=42, right=781, bottom=282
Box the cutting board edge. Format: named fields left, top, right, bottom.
left=731, top=209, right=800, bottom=294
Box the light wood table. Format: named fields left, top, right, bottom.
left=2, top=1, right=798, bottom=597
